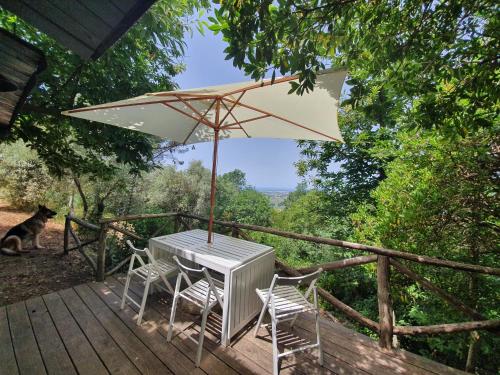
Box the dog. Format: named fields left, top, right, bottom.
left=1, top=205, right=57, bottom=255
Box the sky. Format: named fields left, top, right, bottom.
left=172, top=27, right=304, bottom=190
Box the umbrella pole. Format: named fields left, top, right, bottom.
left=208, top=99, right=221, bottom=243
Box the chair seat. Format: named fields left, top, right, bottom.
left=180, top=279, right=224, bottom=308
left=256, top=285, right=315, bottom=318
left=131, top=259, right=177, bottom=281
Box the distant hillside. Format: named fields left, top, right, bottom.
left=255, top=187, right=293, bottom=209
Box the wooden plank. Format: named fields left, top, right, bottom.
left=295, top=314, right=466, bottom=375
left=115, top=275, right=326, bottom=375
left=82, top=0, right=125, bottom=27
left=87, top=280, right=206, bottom=375
left=6, top=302, right=46, bottom=375
left=57, top=288, right=141, bottom=375
left=1, top=1, right=94, bottom=58
left=0, top=307, right=19, bottom=375
left=49, top=0, right=113, bottom=36
left=42, top=292, right=108, bottom=375
left=24, top=0, right=103, bottom=47
left=108, top=275, right=237, bottom=375
left=73, top=284, right=172, bottom=375
left=25, top=297, right=77, bottom=375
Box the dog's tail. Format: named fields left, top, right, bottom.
left=0, top=235, right=21, bottom=256
left=1, top=247, right=20, bottom=256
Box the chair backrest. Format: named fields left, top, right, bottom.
left=275, top=268, right=323, bottom=287
left=126, top=240, right=156, bottom=268
left=172, top=256, right=223, bottom=307
left=266, top=268, right=323, bottom=307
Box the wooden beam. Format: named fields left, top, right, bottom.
left=96, top=224, right=108, bottom=282
left=107, top=224, right=144, bottom=241
left=394, top=320, right=500, bottom=335
left=377, top=256, right=393, bottom=349
left=390, top=259, right=486, bottom=321
left=99, top=212, right=176, bottom=224
left=178, top=213, right=500, bottom=276
left=297, top=255, right=378, bottom=273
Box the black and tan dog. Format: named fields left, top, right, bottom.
left=1, top=205, right=57, bottom=255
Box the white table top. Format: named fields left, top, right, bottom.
left=150, top=229, right=274, bottom=274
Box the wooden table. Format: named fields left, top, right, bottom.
left=149, top=229, right=275, bottom=346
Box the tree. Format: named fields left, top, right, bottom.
left=211, top=0, right=498, bottom=135
left=0, top=0, right=207, bottom=177
left=352, top=129, right=499, bottom=372
left=221, top=189, right=273, bottom=226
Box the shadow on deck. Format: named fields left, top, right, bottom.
left=0, top=275, right=466, bottom=375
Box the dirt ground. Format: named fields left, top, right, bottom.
left=0, top=202, right=93, bottom=306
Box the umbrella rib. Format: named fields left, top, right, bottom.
left=220, top=114, right=271, bottom=129
left=220, top=100, right=250, bottom=138
left=224, top=98, right=341, bottom=142
left=161, top=102, right=215, bottom=129
left=221, top=75, right=299, bottom=98
left=66, top=97, right=208, bottom=114
left=219, top=91, right=245, bottom=125
left=182, top=99, right=217, bottom=145
left=174, top=94, right=214, bottom=126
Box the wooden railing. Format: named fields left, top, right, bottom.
left=63, top=211, right=500, bottom=350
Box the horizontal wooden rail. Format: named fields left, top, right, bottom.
left=107, top=224, right=144, bottom=241
left=179, top=213, right=500, bottom=276
left=393, top=320, right=500, bottom=335
left=67, top=214, right=100, bottom=231
left=100, top=212, right=177, bottom=224
left=105, top=255, right=133, bottom=276
left=66, top=237, right=99, bottom=252
left=297, top=255, right=378, bottom=273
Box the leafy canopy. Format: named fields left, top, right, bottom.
left=0, top=0, right=208, bottom=177
left=211, top=0, right=499, bottom=135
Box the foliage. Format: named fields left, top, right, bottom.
left=212, top=0, right=499, bottom=136
left=221, top=189, right=273, bottom=226
left=0, top=0, right=208, bottom=177
left=352, top=129, right=499, bottom=372
left=0, top=141, right=71, bottom=212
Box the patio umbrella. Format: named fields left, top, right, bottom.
left=63, top=68, right=347, bottom=243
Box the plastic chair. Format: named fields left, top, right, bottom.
left=255, top=269, right=323, bottom=375
left=121, top=240, right=177, bottom=325
left=167, top=255, right=224, bottom=367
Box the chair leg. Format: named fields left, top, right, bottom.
left=137, top=277, right=151, bottom=325
left=167, top=295, right=179, bottom=342
left=254, top=305, right=267, bottom=337
left=121, top=272, right=132, bottom=310
left=196, top=307, right=210, bottom=367
left=315, top=311, right=323, bottom=366
left=289, top=313, right=299, bottom=329
left=271, top=317, right=279, bottom=375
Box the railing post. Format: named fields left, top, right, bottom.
left=377, top=255, right=394, bottom=349
left=96, top=223, right=108, bottom=282
left=174, top=214, right=180, bottom=233
left=63, top=215, right=71, bottom=255
left=231, top=225, right=239, bottom=238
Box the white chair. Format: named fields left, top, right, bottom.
left=255, top=269, right=323, bottom=375
left=121, top=240, right=178, bottom=325
left=167, top=256, right=224, bottom=367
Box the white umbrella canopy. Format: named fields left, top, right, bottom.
left=63, top=68, right=347, bottom=242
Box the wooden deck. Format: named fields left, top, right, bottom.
left=0, top=275, right=466, bottom=375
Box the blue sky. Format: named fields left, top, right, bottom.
left=172, top=27, right=304, bottom=190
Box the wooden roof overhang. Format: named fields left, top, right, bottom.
left=0, top=28, right=46, bottom=139
left=0, top=0, right=157, bottom=60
